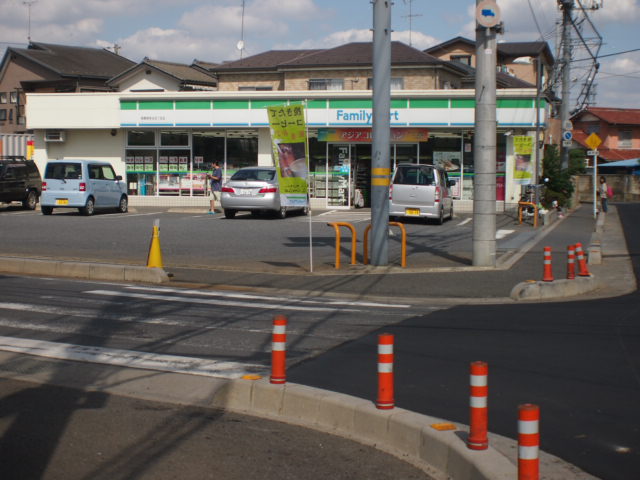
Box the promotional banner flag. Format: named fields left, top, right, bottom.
left=267, top=104, right=309, bottom=207
left=513, top=135, right=534, bottom=184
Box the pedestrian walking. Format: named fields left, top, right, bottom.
left=208, top=162, right=222, bottom=214
left=598, top=176, right=609, bottom=213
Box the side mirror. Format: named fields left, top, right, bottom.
left=116, top=175, right=123, bottom=181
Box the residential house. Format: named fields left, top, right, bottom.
left=571, top=107, right=640, bottom=163
left=0, top=42, right=135, bottom=134
left=424, top=36, right=555, bottom=88
left=107, top=58, right=217, bottom=92
left=211, top=42, right=469, bottom=91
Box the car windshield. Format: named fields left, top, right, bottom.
left=45, top=162, right=82, bottom=180
left=394, top=167, right=435, bottom=186
left=230, top=169, right=275, bottom=181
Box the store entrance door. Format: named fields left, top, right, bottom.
left=327, top=144, right=351, bottom=208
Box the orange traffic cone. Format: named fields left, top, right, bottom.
left=575, top=243, right=590, bottom=276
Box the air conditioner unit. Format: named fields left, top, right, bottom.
left=44, top=130, right=65, bottom=142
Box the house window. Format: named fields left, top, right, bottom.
left=619, top=130, right=632, bottom=149
left=238, top=86, right=273, bottom=91
left=451, top=55, right=472, bottom=66
left=366, top=78, right=404, bottom=90
left=585, top=124, right=600, bottom=135
left=9, top=91, right=17, bottom=104
left=0, top=109, right=6, bottom=121
left=309, top=79, right=344, bottom=91
left=0, top=93, right=6, bottom=104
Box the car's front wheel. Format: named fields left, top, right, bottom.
left=80, top=197, right=95, bottom=216
left=276, top=206, right=287, bottom=219
left=117, top=195, right=128, bottom=213
left=22, top=190, right=38, bottom=210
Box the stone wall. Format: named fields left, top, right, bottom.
left=573, top=174, right=640, bottom=203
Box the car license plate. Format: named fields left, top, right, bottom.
left=56, top=199, right=69, bottom=205
left=238, top=188, right=252, bottom=196
left=405, top=208, right=420, bottom=216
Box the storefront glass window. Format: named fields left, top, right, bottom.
left=125, top=149, right=157, bottom=196
left=127, top=130, right=155, bottom=146
left=160, top=130, right=189, bottom=146
left=226, top=129, right=258, bottom=172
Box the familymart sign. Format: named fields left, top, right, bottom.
left=120, top=97, right=545, bottom=129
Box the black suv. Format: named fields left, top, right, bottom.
left=0, top=156, right=43, bottom=210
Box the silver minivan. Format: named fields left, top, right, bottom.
left=41, top=160, right=128, bottom=215
left=389, top=163, right=454, bottom=224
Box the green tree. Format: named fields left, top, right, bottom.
left=541, top=144, right=574, bottom=208
left=569, top=149, right=587, bottom=175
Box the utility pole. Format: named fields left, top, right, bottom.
left=559, top=0, right=574, bottom=170
left=370, top=0, right=391, bottom=266
left=472, top=1, right=501, bottom=267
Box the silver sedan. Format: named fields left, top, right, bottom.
left=220, top=166, right=308, bottom=219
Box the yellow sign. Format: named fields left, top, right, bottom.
left=585, top=133, right=602, bottom=150
left=513, top=136, right=534, bottom=155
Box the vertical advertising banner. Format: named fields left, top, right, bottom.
left=513, top=135, right=534, bottom=185
left=267, top=105, right=309, bottom=207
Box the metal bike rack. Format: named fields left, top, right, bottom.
left=327, top=222, right=357, bottom=269
left=363, top=222, right=407, bottom=268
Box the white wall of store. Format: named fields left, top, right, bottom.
left=33, top=129, right=126, bottom=179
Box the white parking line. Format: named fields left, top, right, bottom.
left=496, top=229, right=515, bottom=240
left=457, top=218, right=472, bottom=226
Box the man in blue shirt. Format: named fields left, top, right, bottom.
left=208, top=162, right=222, bottom=214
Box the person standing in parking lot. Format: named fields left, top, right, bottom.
left=208, top=162, right=222, bottom=214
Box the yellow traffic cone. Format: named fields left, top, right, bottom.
left=147, top=223, right=163, bottom=268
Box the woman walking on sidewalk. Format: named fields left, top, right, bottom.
left=599, top=176, right=609, bottom=213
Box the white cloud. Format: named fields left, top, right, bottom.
left=591, top=0, right=640, bottom=23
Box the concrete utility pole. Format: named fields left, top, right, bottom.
left=472, top=1, right=500, bottom=267
left=559, top=0, right=574, bottom=170
left=370, top=0, right=391, bottom=266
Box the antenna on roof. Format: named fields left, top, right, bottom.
left=22, top=0, right=37, bottom=43
left=237, top=0, right=246, bottom=59
left=402, top=0, right=422, bottom=47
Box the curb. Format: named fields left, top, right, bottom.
left=510, top=275, right=597, bottom=301
left=0, top=256, right=170, bottom=284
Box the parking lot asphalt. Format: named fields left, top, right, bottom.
left=0, top=202, right=633, bottom=302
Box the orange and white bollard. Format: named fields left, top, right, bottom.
left=518, top=404, right=540, bottom=480
left=270, top=315, right=287, bottom=384
left=376, top=333, right=395, bottom=410
left=467, top=361, right=489, bottom=450
left=575, top=242, right=591, bottom=276
left=566, top=244, right=576, bottom=280
left=542, top=247, right=554, bottom=282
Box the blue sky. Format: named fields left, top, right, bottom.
left=1, top=0, right=638, bottom=109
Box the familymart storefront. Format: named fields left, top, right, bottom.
left=26, top=90, right=546, bottom=210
